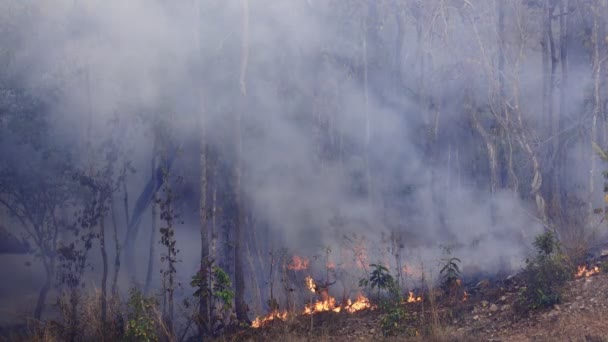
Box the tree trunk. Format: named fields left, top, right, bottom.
left=234, top=0, right=249, bottom=323
left=99, top=202, right=109, bottom=338
left=590, top=7, right=602, bottom=216
left=196, top=0, right=210, bottom=334
left=110, top=195, right=121, bottom=299
left=34, top=261, right=53, bottom=320
left=144, top=144, right=158, bottom=294
left=554, top=0, right=569, bottom=218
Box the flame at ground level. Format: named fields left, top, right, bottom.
left=252, top=293, right=376, bottom=328
left=405, top=291, right=422, bottom=303
left=251, top=310, right=288, bottom=328
left=576, top=265, right=600, bottom=278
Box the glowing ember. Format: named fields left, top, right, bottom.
left=462, top=291, right=468, bottom=302
left=287, top=255, right=310, bottom=271
left=575, top=265, right=600, bottom=278
left=251, top=310, right=288, bottom=328
left=405, top=291, right=422, bottom=303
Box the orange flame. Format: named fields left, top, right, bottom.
left=405, top=291, right=422, bottom=303
left=305, top=276, right=316, bottom=293
left=344, top=294, right=374, bottom=313
left=287, top=255, right=310, bottom=271
left=251, top=310, right=288, bottom=328
left=575, top=265, right=600, bottom=278
left=303, top=296, right=341, bottom=314
left=302, top=277, right=374, bottom=315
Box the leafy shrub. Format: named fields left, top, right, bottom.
left=124, top=287, right=159, bottom=342
left=359, top=263, right=397, bottom=301
left=359, top=264, right=417, bottom=336
left=380, top=305, right=417, bottom=337
left=191, top=262, right=235, bottom=335
left=440, top=257, right=461, bottom=292
left=515, top=231, right=572, bottom=313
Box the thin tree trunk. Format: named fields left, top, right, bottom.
left=196, top=0, right=210, bottom=335
left=145, top=145, right=158, bottom=294
left=590, top=7, right=601, bottom=216
left=363, top=9, right=372, bottom=201
left=99, top=201, right=109, bottom=338
left=34, top=263, right=53, bottom=320
left=234, top=0, right=249, bottom=323
left=470, top=103, right=499, bottom=194
left=110, top=195, right=121, bottom=298
left=548, top=2, right=560, bottom=218
left=555, top=0, right=569, bottom=216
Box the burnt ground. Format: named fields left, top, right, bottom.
left=232, top=272, right=608, bottom=342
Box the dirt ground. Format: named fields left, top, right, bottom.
left=238, top=272, right=608, bottom=342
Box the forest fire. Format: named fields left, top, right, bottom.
left=405, top=291, right=422, bottom=303
left=253, top=276, right=376, bottom=328
left=303, top=296, right=342, bottom=314
left=575, top=265, right=600, bottom=278
left=343, top=294, right=374, bottom=313
left=287, top=255, right=310, bottom=271
left=251, top=310, right=289, bottom=328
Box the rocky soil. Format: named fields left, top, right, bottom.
left=238, top=272, right=608, bottom=342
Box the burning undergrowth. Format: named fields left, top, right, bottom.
left=252, top=255, right=380, bottom=329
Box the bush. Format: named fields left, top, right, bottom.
left=124, top=288, right=159, bottom=342
left=515, top=231, right=572, bottom=313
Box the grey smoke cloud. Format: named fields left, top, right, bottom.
left=2, top=0, right=600, bottom=322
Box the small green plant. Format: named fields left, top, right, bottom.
left=125, top=287, right=158, bottom=342
left=439, top=246, right=463, bottom=301
left=191, top=262, right=235, bottom=335
left=380, top=305, right=416, bottom=337
left=440, top=257, right=461, bottom=290
left=359, top=264, right=415, bottom=337
left=515, top=231, right=572, bottom=313
left=360, top=263, right=396, bottom=301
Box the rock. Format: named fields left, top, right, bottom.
left=490, top=304, right=499, bottom=312
left=553, top=304, right=561, bottom=311
left=501, top=304, right=511, bottom=311
left=482, top=300, right=489, bottom=307
left=499, top=296, right=507, bottom=303
left=473, top=315, right=480, bottom=320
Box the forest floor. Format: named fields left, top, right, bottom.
left=234, top=272, right=608, bottom=342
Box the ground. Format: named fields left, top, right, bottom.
left=235, top=272, right=608, bottom=342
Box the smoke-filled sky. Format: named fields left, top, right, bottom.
left=1, top=0, right=603, bottom=323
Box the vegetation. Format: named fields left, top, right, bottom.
left=516, top=231, right=573, bottom=313
left=125, top=288, right=159, bottom=342
left=2, top=0, right=608, bottom=340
